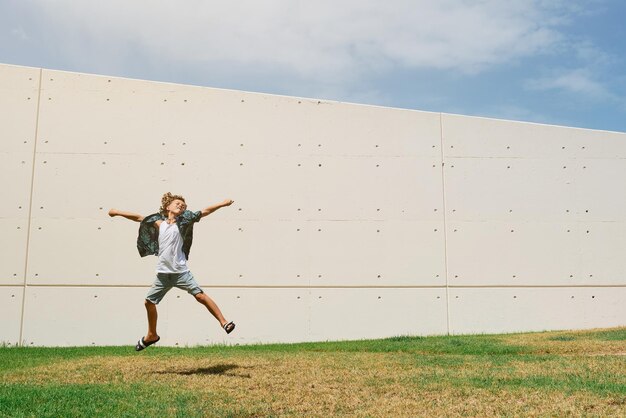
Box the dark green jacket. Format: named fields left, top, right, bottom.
left=137, top=210, right=202, bottom=260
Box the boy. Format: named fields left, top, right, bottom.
left=109, top=192, right=235, bottom=351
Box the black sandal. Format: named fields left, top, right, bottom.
left=223, top=321, right=236, bottom=334
left=135, top=336, right=160, bottom=351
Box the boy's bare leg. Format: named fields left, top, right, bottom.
left=144, top=299, right=159, bottom=342
left=194, top=292, right=228, bottom=327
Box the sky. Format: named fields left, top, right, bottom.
left=1, top=0, right=625, bottom=133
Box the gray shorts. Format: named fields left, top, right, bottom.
left=145, top=270, right=203, bottom=304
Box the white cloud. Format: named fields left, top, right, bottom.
left=11, top=0, right=584, bottom=82
left=10, top=26, right=29, bottom=41
left=573, top=40, right=614, bottom=67
left=477, top=104, right=562, bottom=126
left=525, top=68, right=611, bottom=99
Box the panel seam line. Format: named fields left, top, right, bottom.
left=19, top=68, right=43, bottom=346
left=439, top=113, right=451, bottom=335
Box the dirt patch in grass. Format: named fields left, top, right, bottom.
left=500, top=327, right=626, bottom=356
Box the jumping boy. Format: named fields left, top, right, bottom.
left=109, top=192, right=236, bottom=351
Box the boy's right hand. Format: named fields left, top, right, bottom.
left=108, top=209, right=117, bottom=217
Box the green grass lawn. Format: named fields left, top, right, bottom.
left=1, top=327, right=625, bottom=417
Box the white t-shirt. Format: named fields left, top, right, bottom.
left=156, top=221, right=189, bottom=273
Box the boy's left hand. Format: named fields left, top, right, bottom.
left=222, top=199, right=234, bottom=207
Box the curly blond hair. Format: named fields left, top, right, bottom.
left=159, top=192, right=186, bottom=216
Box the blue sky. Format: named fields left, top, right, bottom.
left=1, top=0, right=625, bottom=132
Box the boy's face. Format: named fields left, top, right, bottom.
left=167, top=199, right=187, bottom=216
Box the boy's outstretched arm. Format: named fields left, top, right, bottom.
left=200, top=199, right=234, bottom=218
left=108, top=209, right=144, bottom=222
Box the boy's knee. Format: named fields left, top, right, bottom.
left=194, top=292, right=205, bottom=302
left=144, top=299, right=156, bottom=307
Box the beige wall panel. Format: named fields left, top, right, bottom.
left=0, top=287, right=23, bottom=345
left=29, top=149, right=255, bottom=222
left=446, top=157, right=626, bottom=222
left=29, top=153, right=247, bottom=231
left=177, top=219, right=446, bottom=287
left=305, top=156, right=443, bottom=221
left=30, top=153, right=441, bottom=225
left=37, top=69, right=235, bottom=155
left=225, top=93, right=441, bottom=157
left=38, top=69, right=441, bottom=158
left=158, top=288, right=311, bottom=345
left=191, top=220, right=310, bottom=287
left=0, top=152, right=32, bottom=284
left=444, top=158, right=576, bottom=222
left=21, top=286, right=310, bottom=346
left=0, top=218, right=29, bottom=284
left=573, top=159, right=626, bottom=221
left=309, top=288, right=448, bottom=341
left=449, top=287, right=626, bottom=334
left=0, top=64, right=38, bottom=288
left=172, top=155, right=443, bottom=222
left=445, top=221, right=621, bottom=286
left=307, top=220, right=445, bottom=286
left=31, top=152, right=307, bottom=222
left=31, top=152, right=174, bottom=219
left=1, top=153, right=34, bottom=219
left=298, top=104, right=441, bottom=158
left=23, top=217, right=441, bottom=287
left=32, top=68, right=231, bottom=154
left=0, top=64, right=40, bottom=153
left=578, top=222, right=626, bottom=281
left=188, top=154, right=311, bottom=221
left=21, top=286, right=147, bottom=346
left=128, top=154, right=304, bottom=222
left=26, top=218, right=157, bottom=285
left=20, top=286, right=449, bottom=346
left=442, top=113, right=626, bottom=159
left=447, top=220, right=626, bottom=286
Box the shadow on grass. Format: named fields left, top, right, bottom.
left=156, top=363, right=251, bottom=378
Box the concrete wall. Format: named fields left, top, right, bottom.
left=1, top=62, right=624, bottom=347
